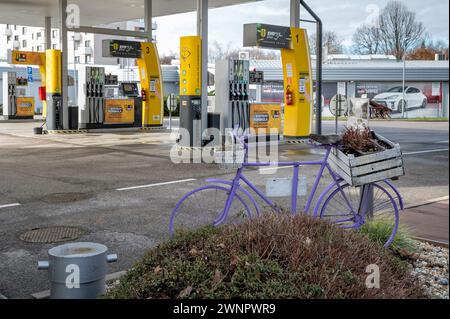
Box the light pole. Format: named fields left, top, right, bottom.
left=401, top=38, right=410, bottom=119
left=402, top=52, right=406, bottom=118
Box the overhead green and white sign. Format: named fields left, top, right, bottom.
left=244, top=23, right=292, bottom=49
left=102, top=40, right=142, bottom=59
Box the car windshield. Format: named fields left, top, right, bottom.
left=387, top=87, right=407, bottom=93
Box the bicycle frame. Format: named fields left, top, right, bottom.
left=216, top=139, right=351, bottom=220
left=170, top=130, right=404, bottom=247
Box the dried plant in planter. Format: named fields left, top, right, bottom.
left=341, top=126, right=391, bottom=156
left=370, top=101, right=392, bottom=119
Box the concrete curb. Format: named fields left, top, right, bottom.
left=30, top=270, right=127, bottom=299
left=404, top=196, right=449, bottom=210
left=412, top=236, right=449, bottom=248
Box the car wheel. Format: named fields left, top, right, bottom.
left=422, top=99, right=427, bottom=109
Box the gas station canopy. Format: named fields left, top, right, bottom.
left=0, top=0, right=261, bottom=28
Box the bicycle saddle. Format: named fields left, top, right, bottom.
left=309, top=134, right=342, bottom=145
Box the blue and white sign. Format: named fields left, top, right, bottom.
left=27, top=66, right=33, bottom=83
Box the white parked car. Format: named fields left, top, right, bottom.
left=372, top=86, right=428, bottom=113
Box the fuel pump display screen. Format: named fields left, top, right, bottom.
left=120, top=83, right=139, bottom=97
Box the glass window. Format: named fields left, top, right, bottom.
left=387, top=87, right=406, bottom=93
left=22, top=27, right=27, bottom=35
left=22, top=40, right=27, bottom=48
left=85, top=40, right=91, bottom=47
left=407, top=87, right=420, bottom=94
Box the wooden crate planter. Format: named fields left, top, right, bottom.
left=328, top=132, right=405, bottom=187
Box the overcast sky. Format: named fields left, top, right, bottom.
left=153, top=0, right=449, bottom=56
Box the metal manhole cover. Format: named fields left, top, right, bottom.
left=42, top=192, right=93, bottom=204
left=20, top=226, right=87, bottom=244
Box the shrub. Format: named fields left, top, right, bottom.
left=106, top=214, right=425, bottom=299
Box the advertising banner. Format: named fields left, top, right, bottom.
left=356, top=81, right=443, bottom=118
left=104, top=99, right=135, bottom=125
left=16, top=97, right=35, bottom=117
left=9, top=51, right=45, bottom=66
left=250, top=103, right=282, bottom=135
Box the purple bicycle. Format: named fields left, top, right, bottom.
left=170, top=130, right=404, bottom=247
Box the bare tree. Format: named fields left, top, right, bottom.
left=309, top=31, right=344, bottom=54
left=378, top=1, right=425, bottom=60
left=160, top=54, right=176, bottom=65
left=208, top=41, right=280, bottom=62
left=352, top=25, right=383, bottom=54
left=351, top=1, right=425, bottom=60
left=208, top=41, right=236, bottom=63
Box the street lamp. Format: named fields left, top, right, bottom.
left=402, top=37, right=411, bottom=119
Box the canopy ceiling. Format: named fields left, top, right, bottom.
left=0, top=0, right=262, bottom=28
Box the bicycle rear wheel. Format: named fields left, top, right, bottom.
left=169, top=185, right=252, bottom=238
left=319, top=183, right=399, bottom=247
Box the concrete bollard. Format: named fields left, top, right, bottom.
left=38, top=242, right=118, bottom=299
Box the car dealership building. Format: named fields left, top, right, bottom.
left=247, top=55, right=450, bottom=119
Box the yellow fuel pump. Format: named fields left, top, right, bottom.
left=45, top=49, right=63, bottom=130
left=281, top=28, right=313, bottom=137
left=137, top=42, right=164, bottom=127
left=7, top=50, right=47, bottom=118
left=244, top=23, right=313, bottom=138
left=179, top=36, right=202, bottom=146
left=102, top=39, right=164, bottom=128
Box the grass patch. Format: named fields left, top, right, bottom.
left=359, top=220, right=417, bottom=255
left=106, top=214, right=425, bottom=299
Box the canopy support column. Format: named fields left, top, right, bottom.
left=59, top=0, right=69, bottom=130
left=290, top=0, right=300, bottom=28
left=197, top=0, right=208, bottom=143
left=145, top=0, right=153, bottom=41
left=45, top=16, right=52, bottom=50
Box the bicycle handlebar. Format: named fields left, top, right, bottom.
left=230, top=126, right=332, bottom=149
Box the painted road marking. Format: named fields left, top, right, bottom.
left=403, top=148, right=449, bottom=156
left=117, top=179, right=197, bottom=191
left=0, top=203, right=21, bottom=210
left=436, top=140, right=449, bottom=144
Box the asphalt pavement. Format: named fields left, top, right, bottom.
left=0, top=119, right=448, bottom=298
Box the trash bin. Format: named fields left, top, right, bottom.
left=38, top=242, right=117, bottom=299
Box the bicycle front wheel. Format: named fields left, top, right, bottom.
left=169, top=185, right=252, bottom=238
left=319, top=183, right=399, bottom=247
